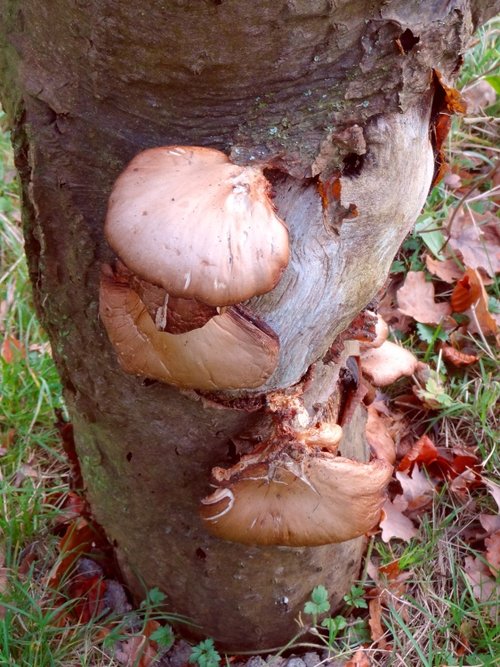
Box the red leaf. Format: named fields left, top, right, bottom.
left=49, top=518, right=100, bottom=587
left=451, top=273, right=482, bottom=312
left=398, top=435, right=438, bottom=472
left=69, top=574, right=108, bottom=622
left=1, top=336, right=25, bottom=363
left=441, top=345, right=479, bottom=367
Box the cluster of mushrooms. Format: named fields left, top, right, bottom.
left=100, top=146, right=288, bottom=391
left=100, top=145, right=396, bottom=547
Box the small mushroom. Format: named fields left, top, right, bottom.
left=105, top=146, right=290, bottom=306
left=200, top=451, right=392, bottom=546
left=100, top=267, right=279, bottom=390
left=360, top=313, right=389, bottom=349
left=360, top=340, right=418, bottom=386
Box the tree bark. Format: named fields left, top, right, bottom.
left=0, top=0, right=497, bottom=651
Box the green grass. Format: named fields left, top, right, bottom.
left=1, top=20, right=499, bottom=667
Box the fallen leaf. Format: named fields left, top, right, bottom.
left=344, top=649, right=371, bottom=667
left=441, top=345, right=479, bottom=367
left=451, top=270, right=483, bottom=312
left=1, top=335, right=26, bottom=363
left=366, top=404, right=396, bottom=464
left=434, top=70, right=467, bottom=114
left=397, top=271, right=451, bottom=324
left=54, top=492, right=87, bottom=527
left=427, top=447, right=480, bottom=481
left=443, top=172, right=463, bottom=190
left=466, top=272, right=498, bottom=334
left=380, top=496, right=418, bottom=542
left=398, top=435, right=438, bottom=472
left=463, top=555, right=499, bottom=620
left=378, top=282, right=413, bottom=333
left=425, top=254, right=463, bottom=283
left=368, top=596, right=388, bottom=649
left=48, top=518, right=108, bottom=588
left=448, top=210, right=500, bottom=278
left=116, top=634, right=158, bottom=667
left=480, top=515, right=500, bottom=536
left=396, top=465, right=435, bottom=512
left=462, top=80, right=497, bottom=113
left=13, top=463, right=40, bottom=488
left=485, top=479, right=500, bottom=512
left=55, top=415, right=84, bottom=490
left=449, top=469, right=477, bottom=501
left=485, top=532, right=500, bottom=576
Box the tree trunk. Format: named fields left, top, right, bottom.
left=0, top=0, right=496, bottom=651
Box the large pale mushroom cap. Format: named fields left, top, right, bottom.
left=100, top=269, right=279, bottom=390
left=105, top=146, right=290, bottom=306
left=360, top=340, right=418, bottom=386
left=200, top=454, right=392, bottom=546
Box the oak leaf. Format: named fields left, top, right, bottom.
left=425, top=254, right=463, bottom=283
left=398, top=435, right=438, bottom=472
left=485, top=532, right=500, bottom=576
left=448, top=210, right=500, bottom=278
left=344, top=649, right=371, bottom=667
left=441, top=345, right=478, bottom=367
left=380, top=496, right=418, bottom=543
left=397, top=271, right=451, bottom=324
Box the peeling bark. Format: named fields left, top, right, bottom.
left=0, top=0, right=497, bottom=651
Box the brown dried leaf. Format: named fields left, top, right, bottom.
left=485, top=532, right=500, bottom=576
left=480, top=514, right=500, bottom=536
left=368, top=596, right=389, bottom=649
left=344, top=649, right=371, bottom=667
left=1, top=335, right=26, bottom=363
left=397, top=271, right=451, bottom=324
left=425, top=254, right=463, bottom=284
left=448, top=210, right=500, bottom=278
left=396, top=465, right=435, bottom=512
left=380, top=496, right=418, bottom=543
left=485, top=480, right=500, bottom=512
left=13, top=463, right=40, bottom=488
left=398, top=434, right=439, bottom=472
left=462, top=80, right=497, bottom=113
left=441, top=345, right=478, bottom=367
left=449, top=469, right=477, bottom=501
left=366, top=404, right=396, bottom=464
left=116, top=634, right=158, bottom=667
left=463, top=555, right=499, bottom=620
left=451, top=270, right=482, bottom=312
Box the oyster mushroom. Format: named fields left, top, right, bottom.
left=200, top=450, right=392, bottom=546
left=104, top=145, right=290, bottom=307
left=360, top=340, right=418, bottom=386
left=99, top=267, right=279, bottom=390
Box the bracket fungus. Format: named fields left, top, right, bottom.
left=101, top=145, right=290, bottom=390
left=100, top=267, right=279, bottom=390
left=104, top=145, right=290, bottom=306
left=200, top=419, right=392, bottom=546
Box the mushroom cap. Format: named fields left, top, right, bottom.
left=360, top=340, right=418, bottom=386
left=105, top=146, right=290, bottom=306
left=359, top=313, right=389, bottom=349
left=100, top=268, right=279, bottom=390
left=200, top=453, right=392, bottom=546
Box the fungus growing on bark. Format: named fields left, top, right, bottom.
left=360, top=340, right=418, bottom=386
left=105, top=145, right=290, bottom=307
left=200, top=450, right=392, bottom=546
left=100, top=267, right=279, bottom=390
